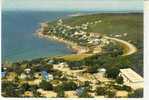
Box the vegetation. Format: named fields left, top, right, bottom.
left=62, top=81, right=78, bottom=91
left=55, top=85, right=65, bottom=97
left=116, top=76, right=124, bottom=84
left=78, top=87, right=92, bottom=98
left=106, top=67, right=120, bottom=79
left=128, top=89, right=143, bottom=98
left=56, top=13, right=143, bottom=75
left=96, top=86, right=116, bottom=98
left=59, top=54, right=92, bottom=61
left=96, top=86, right=107, bottom=95
left=39, top=80, right=53, bottom=90
left=2, top=13, right=143, bottom=98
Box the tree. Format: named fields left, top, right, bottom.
left=106, top=90, right=116, bottom=98
left=78, top=87, right=91, bottom=98
left=96, top=86, right=107, bottom=95
left=87, top=65, right=99, bottom=73
left=63, top=81, right=77, bottom=91
left=39, top=80, right=53, bottom=90
left=106, top=68, right=120, bottom=79
left=116, top=76, right=124, bottom=84
left=128, top=88, right=143, bottom=98
left=96, top=86, right=115, bottom=97
left=2, top=81, right=20, bottom=97
left=55, top=85, right=65, bottom=97
left=103, top=42, right=123, bottom=57
left=21, top=83, right=32, bottom=91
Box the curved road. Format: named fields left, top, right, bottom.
left=104, top=36, right=137, bottom=56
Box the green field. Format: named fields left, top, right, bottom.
left=58, top=54, right=92, bottom=61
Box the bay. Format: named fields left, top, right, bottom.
left=2, top=11, right=75, bottom=62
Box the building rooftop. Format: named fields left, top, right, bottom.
left=1, top=72, right=6, bottom=78
left=120, top=68, right=143, bottom=83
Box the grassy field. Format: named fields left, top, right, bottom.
left=58, top=54, right=92, bottom=61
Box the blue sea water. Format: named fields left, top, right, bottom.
left=2, top=11, right=77, bottom=62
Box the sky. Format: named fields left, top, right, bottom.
left=2, top=0, right=143, bottom=11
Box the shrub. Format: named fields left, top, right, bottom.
left=116, top=76, right=124, bottom=84
left=96, top=86, right=107, bottom=95
left=128, top=88, right=143, bottom=98
left=39, top=80, right=53, bottom=90
left=63, top=81, right=78, bottom=91
left=106, top=68, right=120, bottom=79
left=55, top=85, right=65, bottom=97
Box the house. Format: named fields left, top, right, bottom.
left=37, top=88, right=44, bottom=93
left=28, top=79, right=42, bottom=85
left=2, top=67, right=7, bottom=71
left=76, top=87, right=85, bottom=96
left=116, top=90, right=128, bottom=98
left=123, top=33, right=128, bottom=36
left=41, top=71, right=53, bottom=81
left=19, top=73, right=27, bottom=80
left=34, top=72, right=42, bottom=78
left=74, top=31, right=85, bottom=36
left=47, top=59, right=54, bottom=64
left=119, top=68, right=144, bottom=90
left=93, top=46, right=102, bottom=54
left=24, top=91, right=33, bottom=97
left=98, top=20, right=102, bottom=23
left=1, top=71, right=6, bottom=78
left=115, top=34, right=122, bottom=38
left=53, top=62, right=68, bottom=69
left=24, top=68, right=31, bottom=74
left=6, top=72, right=17, bottom=81
left=57, top=19, right=63, bottom=25
left=97, top=68, right=106, bottom=75
left=89, top=33, right=101, bottom=38
left=40, top=91, right=57, bottom=98
left=65, top=91, right=78, bottom=97
left=48, top=74, right=54, bottom=80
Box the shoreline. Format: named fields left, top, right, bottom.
left=36, top=31, right=90, bottom=54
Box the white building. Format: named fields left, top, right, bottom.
left=74, top=31, right=86, bottom=36
left=119, top=68, right=144, bottom=90
left=98, top=68, right=106, bottom=74
left=48, top=74, right=54, bottom=81
left=53, top=62, right=68, bottom=69
left=24, top=68, right=31, bottom=74
left=19, top=73, right=27, bottom=80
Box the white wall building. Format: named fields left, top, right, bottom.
left=119, top=68, right=144, bottom=90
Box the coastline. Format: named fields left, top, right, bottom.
left=36, top=31, right=90, bottom=54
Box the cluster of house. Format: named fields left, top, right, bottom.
left=43, top=19, right=109, bottom=47
left=109, top=33, right=128, bottom=38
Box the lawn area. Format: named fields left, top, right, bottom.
left=58, top=54, right=92, bottom=61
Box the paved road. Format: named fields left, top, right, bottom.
left=104, top=36, right=137, bottom=56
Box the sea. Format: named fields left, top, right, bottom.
left=2, top=11, right=79, bottom=62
